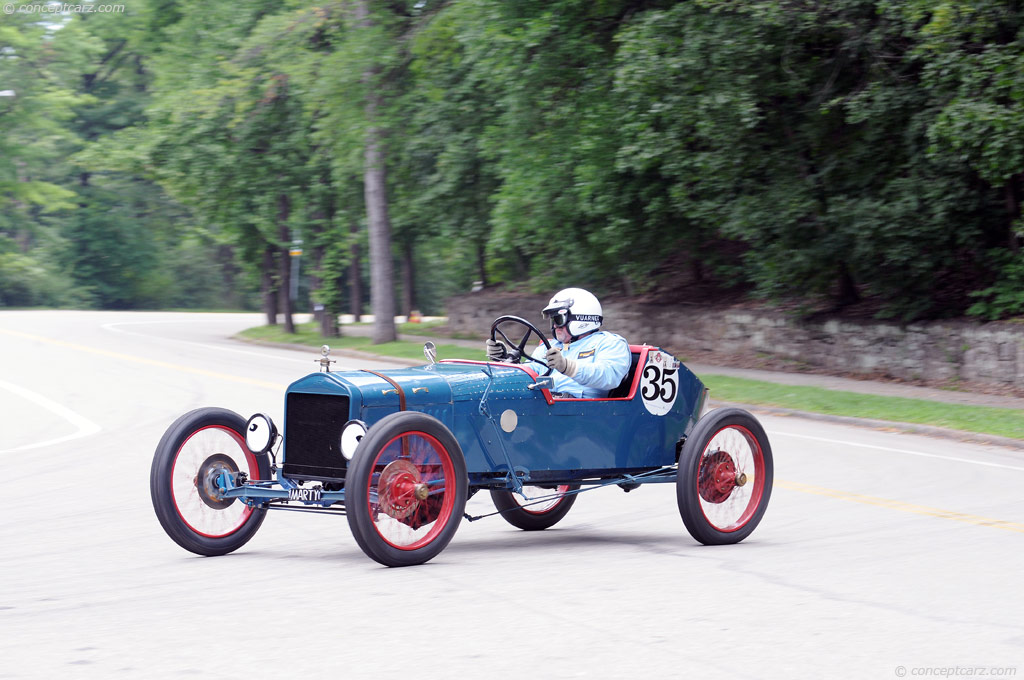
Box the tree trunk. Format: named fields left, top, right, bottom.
left=216, top=244, right=238, bottom=308
left=1006, top=174, right=1021, bottom=254
left=262, top=244, right=277, bottom=325
left=690, top=255, right=705, bottom=284
left=836, top=261, right=860, bottom=307
left=310, top=242, right=335, bottom=338
left=320, top=244, right=341, bottom=339
left=355, top=0, right=396, bottom=344
left=511, top=246, right=529, bottom=279
left=365, top=129, right=397, bottom=343
left=350, top=219, right=362, bottom=322
left=476, top=239, right=487, bottom=288
left=622, top=275, right=636, bottom=297
left=320, top=301, right=339, bottom=337
left=401, top=239, right=415, bottom=317
left=278, top=194, right=295, bottom=334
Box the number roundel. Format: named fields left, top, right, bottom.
left=641, top=351, right=679, bottom=416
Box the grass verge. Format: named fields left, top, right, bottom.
left=236, top=322, right=472, bottom=362
left=702, top=374, right=1024, bottom=440
left=347, top=320, right=450, bottom=334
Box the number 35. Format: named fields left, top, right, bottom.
left=641, top=365, right=677, bottom=403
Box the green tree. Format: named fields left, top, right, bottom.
left=0, top=8, right=80, bottom=220
left=401, top=2, right=502, bottom=294
left=611, top=1, right=1008, bottom=319
left=915, top=0, right=1024, bottom=318
left=144, top=0, right=313, bottom=321
left=0, top=7, right=82, bottom=305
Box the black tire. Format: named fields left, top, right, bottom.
left=677, top=407, right=773, bottom=545
left=150, top=407, right=270, bottom=556
left=489, top=484, right=580, bottom=531
left=346, top=411, right=468, bottom=567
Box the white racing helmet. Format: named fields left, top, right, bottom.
left=541, top=287, right=603, bottom=339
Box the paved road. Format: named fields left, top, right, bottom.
left=1, top=311, right=1021, bottom=679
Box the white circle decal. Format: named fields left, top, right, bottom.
left=500, top=409, right=518, bottom=433
left=640, top=351, right=679, bottom=416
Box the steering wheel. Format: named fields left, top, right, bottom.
left=489, top=315, right=553, bottom=377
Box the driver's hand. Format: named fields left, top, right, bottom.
left=544, top=347, right=577, bottom=377
left=485, top=339, right=508, bottom=362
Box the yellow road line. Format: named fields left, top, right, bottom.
left=1, top=328, right=281, bottom=390
left=777, top=479, right=1024, bottom=533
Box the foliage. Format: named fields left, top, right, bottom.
left=0, top=6, right=83, bottom=218
left=8, top=0, right=1024, bottom=321
left=0, top=249, right=79, bottom=308
left=967, top=248, right=1024, bottom=320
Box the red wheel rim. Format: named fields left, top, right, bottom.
left=514, top=485, right=572, bottom=515
left=367, top=431, right=456, bottom=551
left=170, top=425, right=258, bottom=538
left=696, top=425, right=765, bottom=532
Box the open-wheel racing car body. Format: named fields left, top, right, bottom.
left=151, top=316, right=774, bottom=567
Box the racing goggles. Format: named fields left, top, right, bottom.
left=542, top=297, right=574, bottom=328
left=542, top=306, right=572, bottom=328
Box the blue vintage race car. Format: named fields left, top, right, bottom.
left=150, top=316, right=774, bottom=567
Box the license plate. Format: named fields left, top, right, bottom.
left=288, top=487, right=323, bottom=502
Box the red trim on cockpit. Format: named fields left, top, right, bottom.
left=551, top=345, right=651, bottom=403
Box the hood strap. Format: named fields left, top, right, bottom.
left=361, top=370, right=407, bottom=411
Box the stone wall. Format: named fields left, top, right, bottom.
left=445, top=292, right=1024, bottom=389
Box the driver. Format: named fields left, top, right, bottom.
left=485, top=287, right=631, bottom=398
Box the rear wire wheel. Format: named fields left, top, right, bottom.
left=489, top=484, right=580, bottom=531
left=346, top=411, right=468, bottom=567
left=150, top=407, right=270, bottom=556
left=677, top=407, right=773, bottom=545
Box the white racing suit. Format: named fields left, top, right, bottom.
left=531, top=330, right=631, bottom=398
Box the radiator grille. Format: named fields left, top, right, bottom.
left=283, top=392, right=351, bottom=481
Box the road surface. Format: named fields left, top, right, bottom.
left=0, top=311, right=1021, bottom=679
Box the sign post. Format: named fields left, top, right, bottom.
left=289, top=240, right=303, bottom=303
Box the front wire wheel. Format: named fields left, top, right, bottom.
left=150, top=407, right=270, bottom=556
left=489, top=484, right=580, bottom=531
left=346, top=411, right=468, bottom=567
left=677, top=407, right=773, bottom=545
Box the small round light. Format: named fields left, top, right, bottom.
left=340, top=420, right=368, bottom=460
left=245, top=413, right=277, bottom=454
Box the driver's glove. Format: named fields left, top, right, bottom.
left=545, top=347, right=577, bottom=377
left=485, top=338, right=508, bottom=361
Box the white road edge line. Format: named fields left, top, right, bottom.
left=0, top=378, right=102, bottom=453
left=771, top=429, right=1024, bottom=472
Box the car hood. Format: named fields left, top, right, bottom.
left=285, top=361, right=540, bottom=411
